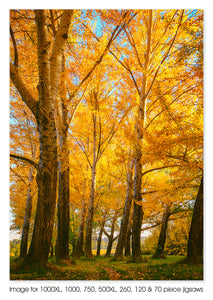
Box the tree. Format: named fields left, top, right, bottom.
left=114, top=152, right=134, bottom=260
left=152, top=204, right=171, bottom=258
left=10, top=98, right=39, bottom=258
left=10, top=9, right=73, bottom=265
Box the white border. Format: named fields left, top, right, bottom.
left=2, top=1, right=213, bottom=299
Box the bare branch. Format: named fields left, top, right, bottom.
left=145, top=10, right=184, bottom=99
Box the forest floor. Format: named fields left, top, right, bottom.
left=10, top=255, right=203, bottom=280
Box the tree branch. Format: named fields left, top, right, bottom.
left=142, top=165, right=179, bottom=177
left=10, top=25, right=18, bottom=67
left=10, top=62, right=38, bottom=119
left=145, top=10, right=184, bottom=100
left=50, top=10, right=74, bottom=99
left=10, top=153, right=38, bottom=170
left=70, top=11, right=137, bottom=100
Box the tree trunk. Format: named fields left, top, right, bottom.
left=132, top=148, right=144, bottom=262
left=73, top=197, right=87, bottom=258
left=131, top=11, right=152, bottom=263
left=96, top=212, right=107, bottom=257
left=106, top=235, right=113, bottom=257
left=106, top=210, right=118, bottom=257
left=153, top=204, right=171, bottom=258
left=85, top=163, right=96, bottom=258
left=96, top=227, right=104, bottom=257
left=19, top=167, right=33, bottom=258
left=55, top=144, right=70, bottom=260
left=24, top=10, right=72, bottom=265
left=50, top=242, right=54, bottom=257
left=114, top=154, right=134, bottom=260
left=186, top=175, right=203, bottom=264
left=85, top=102, right=97, bottom=259
left=124, top=228, right=131, bottom=257
left=26, top=111, right=58, bottom=264
left=55, top=51, right=71, bottom=261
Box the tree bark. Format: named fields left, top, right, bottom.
left=26, top=115, right=58, bottom=264
left=186, top=175, right=203, bottom=264
left=55, top=53, right=71, bottom=261
left=114, top=154, right=134, bottom=260
left=55, top=145, right=70, bottom=260
left=152, top=204, right=171, bottom=258
left=124, top=228, right=131, bottom=256
left=19, top=167, right=33, bottom=258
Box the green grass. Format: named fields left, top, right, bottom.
left=10, top=255, right=203, bottom=280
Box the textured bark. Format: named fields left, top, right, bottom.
left=153, top=204, right=171, bottom=258
left=54, top=50, right=73, bottom=261
left=132, top=148, right=144, bottom=262
left=187, top=176, right=203, bottom=264
left=26, top=110, right=58, bottom=264
left=55, top=154, right=70, bottom=260
left=114, top=155, right=134, bottom=260
left=19, top=167, right=33, bottom=258
left=124, top=228, right=131, bottom=256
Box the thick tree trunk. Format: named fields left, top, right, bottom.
left=96, top=227, right=104, bottom=257
left=55, top=52, right=72, bottom=261
left=23, top=10, right=72, bottom=265
left=124, top=228, right=131, bottom=256
left=19, top=167, right=33, bottom=258
left=26, top=111, right=58, bottom=264
left=55, top=142, right=70, bottom=260
left=132, top=149, right=143, bottom=262
left=153, top=204, right=171, bottom=258
left=114, top=155, right=134, bottom=260
left=186, top=176, right=203, bottom=264
left=106, top=235, right=113, bottom=257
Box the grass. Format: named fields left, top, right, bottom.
left=10, top=255, right=203, bottom=281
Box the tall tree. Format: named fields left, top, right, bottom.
left=114, top=152, right=134, bottom=260
left=10, top=10, right=73, bottom=265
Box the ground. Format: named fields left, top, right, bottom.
left=10, top=255, right=203, bottom=280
